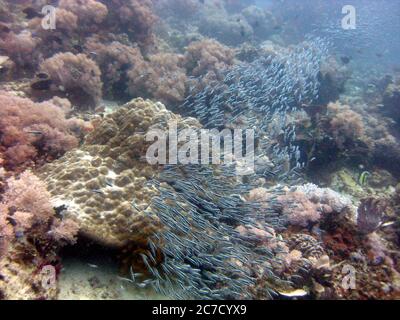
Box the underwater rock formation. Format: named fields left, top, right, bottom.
left=0, top=0, right=399, bottom=302
left=317, top=56, right=350, bottom=105
left=198, top=12, right=253, bottom=47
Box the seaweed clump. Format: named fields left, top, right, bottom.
left=0, top=91, right=88, bottom=172
left=0, top=171, right=79, bottom=299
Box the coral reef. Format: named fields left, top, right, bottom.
left=183, top=39, right=235, bottom=79
left=383, top=82, right=400, bottom=124
left=39, top=98, right=200, bottom=248
left=59, top=0, right=108, bottom=27
left=0, top=31, right=38, bottom=71
left=39, top=53, right=102, bottom=109
left=249, top=184, right=355, bottom=228
left=0, top=0, right=399, bottom=302
left=327, top=101, right=365, bottom=150
left=107, top=0, right=157, bottom=47
left=38, top=98, right=291, bottom=299
left=84, top=37, right=144, bottom=99
left=128, top=53, right=188, bottom=106
left=0, top=171, right=78, bottom=299
left=241, top=5, right=278, bottom=40
left=0, top=91, right=86, bottom=171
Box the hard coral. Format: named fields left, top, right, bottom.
left=39, top=98, right=201, bottom=248
left=39, top=52, right=103, bottom=109
left=0, top=91, right=81, bottom=171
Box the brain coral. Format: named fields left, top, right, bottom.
left=39, top=98, right=201, bottom=248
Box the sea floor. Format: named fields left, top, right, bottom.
left=58, top=246, right=167, bottom=300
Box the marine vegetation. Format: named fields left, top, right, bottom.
left=1, top=0, right=400, bottom=301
